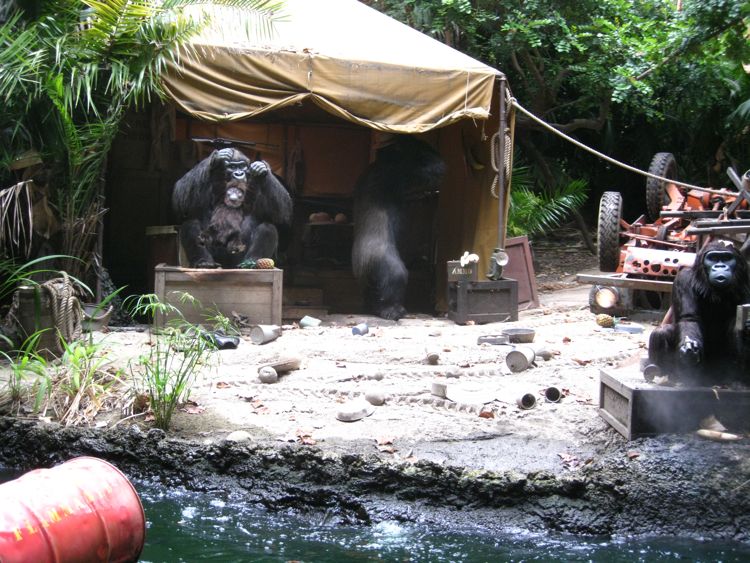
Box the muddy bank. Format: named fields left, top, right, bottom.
left=1, top=417, right=748, bottom=541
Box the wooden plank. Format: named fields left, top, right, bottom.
left=576, top=273, right=674, bottom=293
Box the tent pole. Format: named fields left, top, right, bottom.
left=488, top=76, right=509, bottom=280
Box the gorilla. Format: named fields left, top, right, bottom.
left=172, top=148, right=292, bottom=269
left=647, top=241, right=750, bottom=384
left=352, top=136, right=446, bottom=320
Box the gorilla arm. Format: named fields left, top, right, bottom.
left=237, top=160, right=293, bottom=261
left=249, top=161, right=293, bottom=226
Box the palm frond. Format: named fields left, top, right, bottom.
left=508, top=178, right=589, bottom=237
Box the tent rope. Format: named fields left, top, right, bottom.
left=510, top=99, right=710, bottom=192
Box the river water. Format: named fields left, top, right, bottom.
left=135, top=479, right=749, bottom=562
left=2, top=468, right=749, bottom=561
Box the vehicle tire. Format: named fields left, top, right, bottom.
left=597, top=191, right=623, bottom=272
left=646, top=152, right=677, bottom=221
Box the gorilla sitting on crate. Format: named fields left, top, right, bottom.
left=647, top=241, right=750, bottom=384
left=352, top=136, right=446, bottom=320
left=172, top=148, right=292, bottom=269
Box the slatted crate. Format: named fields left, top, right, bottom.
left=154, top=264, right=282, bottom=327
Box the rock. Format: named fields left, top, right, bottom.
left=336, top=401, right=375, bottom=422
left=258, top=366, right=278, bottom=383
left=224, top=430, right=252, bottom=443
left=364, top=390, right=386, bottom=406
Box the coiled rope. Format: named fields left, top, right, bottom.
left=41, top=273, right=83, bottom=345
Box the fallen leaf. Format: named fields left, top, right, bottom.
left=296, top=428, right=317, bottom=445
left=558, top=452, right=581, bottom=469
left=478, top=410, right=495, bottom=419
left=562, top=336, right=572, bottom=344
left=183, top=405, right=205, bottom=415
left=572, top=358, right=591, bottom=366
left=377, top=445, right=398, bottom=454
left=376, top=436, right=394, bottom=445
left=215, top=381, right=231, bottom=389
left=626, top=450, right=640, bottom=460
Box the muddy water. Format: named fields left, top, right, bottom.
left=1, top=468, right=749, bottom=562
left=134, top=480, right=750, bottom=562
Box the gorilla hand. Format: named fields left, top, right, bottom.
left=212, top=148, right=234, bottom=168
left=679, top=336, right=702, bottom=366
left=249, top=160, right=269, bottom=179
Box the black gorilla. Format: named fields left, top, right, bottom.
left=172, top=148, right=292, bottom=268
left=648, top=241, right=750, bottom=384
left=352, top=136, right=446, bottom=320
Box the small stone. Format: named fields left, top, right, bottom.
left=225, top=430, right=252, bottom=443
left=336, top=400, right=375, bottom=422
left=426, top=351, right=440, bottom=365
left=258, top=366, right=278, bottom=383
left=364, top=390, right=386, bottom=406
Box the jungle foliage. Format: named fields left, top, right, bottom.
left=0, top=0, right=281, bottom=278
left=368, top=0, right=750, bottom=229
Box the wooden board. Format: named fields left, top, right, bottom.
left=154, top=265, right=282, bottom=327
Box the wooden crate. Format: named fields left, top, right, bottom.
left=599, top=367, right=750, bottom=440
left=446, top=260, right=478, bottom=283
left=154, top=264, right=282, bottom=327
left=447, top=279, right=519, bottom=325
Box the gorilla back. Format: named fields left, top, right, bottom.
left=172, top=148, right=292, bottom=269
left=352, top=136, right=446, bottom=320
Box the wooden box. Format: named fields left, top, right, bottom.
left=447, top=279, right=519, bottom=325
left=599, top=368, right=750, bottom=440
left=154, top=264, right=282, bottom=327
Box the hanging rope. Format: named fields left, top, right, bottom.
left=511, top=99, right=716, bottom=193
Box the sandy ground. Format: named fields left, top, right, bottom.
left=95, top=277, right=651, bottom=475
left=6, top=232, right=654, bottom=475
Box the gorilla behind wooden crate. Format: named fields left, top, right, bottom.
left=352, top=136, right=446, bottom=320
left=647, top=241, right=750, bottom=384
left=172, top=148, right=292, bottom=269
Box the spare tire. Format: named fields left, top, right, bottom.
left=646, top=152, right=677, bottom=221
left=597, top=191, right=623, bottom=272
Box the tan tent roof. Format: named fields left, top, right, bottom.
left=163, top=0, right=502, bottom=132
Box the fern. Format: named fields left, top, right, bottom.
left=507, top=178, right=588, bottom=237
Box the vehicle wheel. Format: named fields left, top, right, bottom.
left=597, top=191, right=623, bottom=272
left=646, top=152, right=677, bottom=221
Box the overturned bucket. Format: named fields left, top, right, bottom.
left=0, top=456, right=145, bottom=563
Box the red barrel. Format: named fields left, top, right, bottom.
left=0, top=456, right=145, bottom=563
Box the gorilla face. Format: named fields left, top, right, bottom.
left=214, top=147, right=250, bottom=182
left=225, top=159, right=249, bottom=182
left=704, top=250, right=737, bottom=288
left=224, top=185, right=245, bottom=208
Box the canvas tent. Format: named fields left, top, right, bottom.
left=163, top=0, right=502, bottom=133
left=112, top=0, right=516, bottom=312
